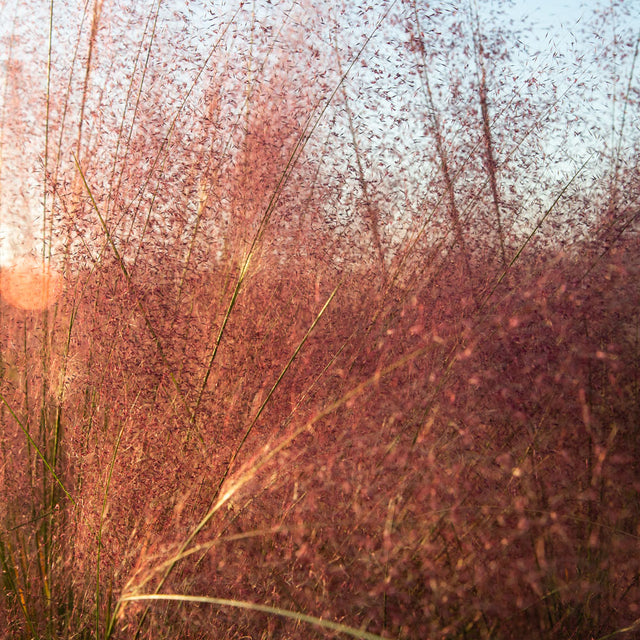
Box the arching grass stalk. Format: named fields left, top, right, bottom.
left=114, top=313, right=456, bottom=639
left=119, top=593, right=391, bottom=640
left=121, top=282, right=340, bottom=639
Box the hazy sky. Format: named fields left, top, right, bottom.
left=0, top=0, right=637, bottom=267
left=512, top=0, right=592, bottom=22
left=508, top=0, right=639, bottom=48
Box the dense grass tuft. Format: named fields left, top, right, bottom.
left=1, top=1, right=639, bottom=638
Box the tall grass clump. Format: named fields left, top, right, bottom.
left=0, top=0, right=639, bottom=638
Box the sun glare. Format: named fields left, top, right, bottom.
left=0, top=257, right=62, bottom=311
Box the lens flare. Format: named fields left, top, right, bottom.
left=0, top=258, right=62, bottom=311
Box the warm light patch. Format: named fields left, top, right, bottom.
left=0, top=258, right=62, bottom=311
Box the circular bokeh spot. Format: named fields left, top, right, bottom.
left=0, top=258, right=62, bottom=311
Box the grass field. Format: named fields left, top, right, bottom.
left=0, top=1, right=639, bottom=638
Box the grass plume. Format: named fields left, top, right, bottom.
left=0, top=1, right=639, bottom=638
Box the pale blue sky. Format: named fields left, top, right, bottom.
left=507, top=0, right=639, bottom=49
left=0, top=0, right=637, bottom=265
